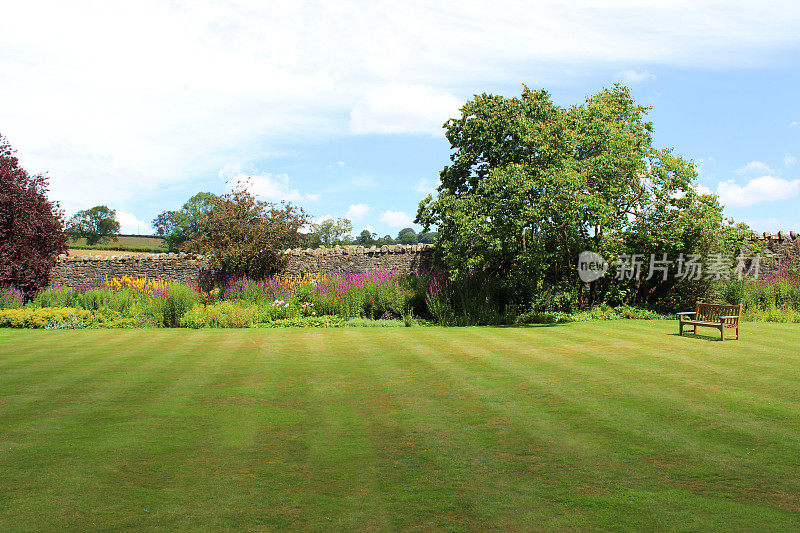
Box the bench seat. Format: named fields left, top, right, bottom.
left=678, top=303, right=742, bottom=341
left=680, top=320, right=738, bottom=328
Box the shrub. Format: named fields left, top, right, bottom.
left=0, top=307, right=92, bottom=328
left=185, top=186, right=311, bottom=280
left=77, top=289, right=113, bottom=311
left=33, top=287, right=80, bottom=308
left=162, top=283, right=198, bottom=327
left=514, top=304, right=667, bottom=325
left=109, top=289, right=137, bottom=314
left=255, top=315, right=348, bottom=328
left=181, top=301, right=256, bottom=328
left=424, top=271, right=509, bottom=326
left=0, top=133, right=68, bottom=297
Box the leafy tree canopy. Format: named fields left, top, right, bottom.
left=396, top=227, right=417, bottom=245
left=309, top=218, right=352, bottom=247
left=184, top=186, right=310, bottom=280
left=416, top=84, right=745, bottom=309
left=0, top=134, right=68, bottom=297
left=67, top=205, right=121, bottom=245
left=152, top=192, right=218, bottom=251
left=355, top=229, right=376, bottom=246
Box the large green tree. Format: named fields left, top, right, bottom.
left=310, top=217, right=352, bottom=247
left=396, top=227, right=418, bottom=245
left=66, top=205, right=121, bottom=245
left=152, top=192, right=218, bottom=252
left=416, top=84, right=742, bottom=310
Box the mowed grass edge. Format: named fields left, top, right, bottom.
left=1, top=321, right=799, bottom=531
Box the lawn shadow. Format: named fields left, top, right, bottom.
left=669, top=332, right=724, bottom=342
left=494, top=322, right=568, bottom=329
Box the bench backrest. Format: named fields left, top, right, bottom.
left=696, top=302, right=741, bottom=322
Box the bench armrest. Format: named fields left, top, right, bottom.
left=677, top=312, right=696, bottom=316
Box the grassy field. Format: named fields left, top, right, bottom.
left=1, top=321, right=799, bottom=531
left=68, top=235, right=167, bottom=252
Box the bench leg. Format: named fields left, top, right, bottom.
left=679, top=322, right=683, bottom=336
left=720, top=327, right=724, bottom=341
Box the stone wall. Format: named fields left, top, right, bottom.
left=50, top=253, right=210, bottom=287
left=49, top=245, right=434, bottom=286
left=742, top=231, right=800, bottom=277
left=282, top=244, right=433, bottom=276
left=48, top=234, right=799, bottom=287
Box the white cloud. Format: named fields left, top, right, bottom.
left=735, top=161, right=774, bottom=175
left=226, top=170, right=319, bottom=202
left=784, top=155, right=796, bottom=166
left=379, top=210, right=414, bottom=228
left=1, top=0, right=798, bottom=216
left=716, top=175, right=800, bottom=207
left=414, top=178, right=438, bottom=194
left=361, top=225, right=375, bottom=234
left=616, top=69, right=656, bottom=83
left=349, top=84, right=462, bottom=136
left=315, top=214, right=334, bottom=223
left=116, top=211, right=152, bottom=235
left=345, top=203, right=371, bottom=220
left=791, top=122, right=799, bottom=127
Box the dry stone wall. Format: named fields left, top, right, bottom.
left=282, top=244, right=433, bottom=276
left=49, top=245, right=434, bottom=286
left=742, top=231, right=800, bottom=277
left=50, top=253, right=210, bottom=287
left=48, top=234, right=799, bottom=287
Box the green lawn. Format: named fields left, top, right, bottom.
left=1, top=321, right=799, bottom=531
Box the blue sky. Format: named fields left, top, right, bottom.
left=1, top=1, right=798, bottom=236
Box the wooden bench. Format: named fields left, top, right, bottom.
left=678, top=302, right=742, bottom=341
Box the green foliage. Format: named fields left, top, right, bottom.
left=33, top=287, right=78, bottom=308
left=66, top=205, right=121, bottom=245
left=181, top=301, right=256, bottom=328
left=346, top=317, right=406, bottom=327
left=181, top=303, right=360, bottom=328
left=79, top=289, right=111, bottom=310
left=309, top=217, right=352, bottom=247
left=515, top=304, right=667, bottom=325
left=355, top=229, right=377, bottom=246
left=741, top=307, right=800, bottom=323
left=185, top=186, right=311, bottom=280
left=396, top=227, right=417, bottom=245
left=152, top=192, right=218, bottom=252
left=424, top=272, right=511, bottom=326
left=416, top=84, right=740, bottom=312
left=162, top=283, right=198, bottom=327
left=255, top=315, right=348, bottom=328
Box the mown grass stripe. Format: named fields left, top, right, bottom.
left=1, top=324, right=799, bottom=531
